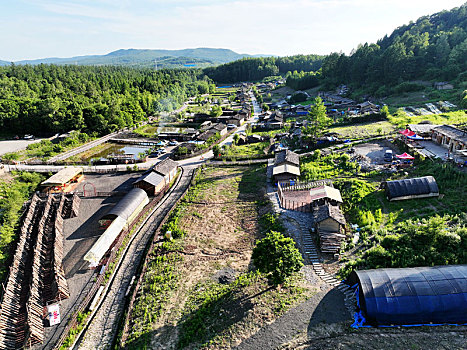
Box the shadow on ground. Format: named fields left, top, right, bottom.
left=307, top=288, right=348, bottom=334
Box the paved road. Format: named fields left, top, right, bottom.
left=77, top=167, right=195, bottom=350
left=0, top=138, right=45, bottom=156
left=219, top=92, right=261, bottom=147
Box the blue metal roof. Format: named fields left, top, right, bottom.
left=349, top=265, right=467, bottom=326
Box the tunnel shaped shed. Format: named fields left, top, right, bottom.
left=348, top=265, right=467, bottom=326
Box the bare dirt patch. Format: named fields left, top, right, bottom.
left=126, top=165, right=315, bottom=349
left=353, top=139, right=401, bottom=165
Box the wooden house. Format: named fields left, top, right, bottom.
left=133, top=171, right=165, bottom=196
left=314, top=203, right=346, bottom=254
left=273, top=150, right=300, bottom=183
left=431, top=125, right=467, bottom=153
left=153, top=158, right=179, bottom=184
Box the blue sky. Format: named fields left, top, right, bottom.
left=0, top=0, right=465, bottom=61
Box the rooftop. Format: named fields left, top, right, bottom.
left=314, top=203, right=346, bottom=225
left=433, top=125, right=467, bottom=144
left=310, top=185, right=343, bottom=203
left=41, top=167, right=83, bottom=186
left=153, top=158, right=179, bottom=176
left=275, top=149, right=300, bottom=166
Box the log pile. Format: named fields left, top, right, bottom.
left=62, top=193, right=81, bottom=219
left=319, top=230, right=346, bottom=254
left=0, top=193, right=71, bottom=349
left=24, top=196, right=52, bottom=346
left=0, top=193, right=41, bottom=349
left=52, top=196, right=70, bottom=300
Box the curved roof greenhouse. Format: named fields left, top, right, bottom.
left=384, top=176, right=439, bottom=201
left=348, top=265, right=467, bottom=326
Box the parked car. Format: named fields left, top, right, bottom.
left=23, top=134, right=35, bottom=140
left=169, top=140, right=179, bottom=146
left=227, top=124, right=237, bottom=130
left=157, top=148, right=167, bottom=155
left=384, top=149, right=394, bottom=162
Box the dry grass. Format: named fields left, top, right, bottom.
left=126, top=165, right=314, bottom=349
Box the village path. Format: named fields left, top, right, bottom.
left=232, top=182, right=353, bottom=350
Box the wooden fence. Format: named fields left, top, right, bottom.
left=277, top=179, right=334, bottom=213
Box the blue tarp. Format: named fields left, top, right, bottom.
left=348, top=265, right=467, bottom=326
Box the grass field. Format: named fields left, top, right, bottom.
left=328, top=121, right=396, bottom=139
left=124, top=166, right=312, bottom=349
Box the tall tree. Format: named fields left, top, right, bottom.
left=302, top=97, right=332, bottom=141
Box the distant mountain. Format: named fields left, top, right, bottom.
left=4, top=48, right=267, bottom=68
left=0, top=60, right=11, bottom=66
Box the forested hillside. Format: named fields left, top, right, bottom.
left=0, top=65, right=213, bottom=135
left=322, top=3, right=467, bottom=93
left=7, top=48, right=260, bottom=69
left=205, top=3, right=467, bottom=94
left=203, top=55, right=324, bottom=83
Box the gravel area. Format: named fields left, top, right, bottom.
left=353, top=140, right=400, bottom=165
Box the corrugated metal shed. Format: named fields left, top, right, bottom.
left=385, top=176, right=439, bottom=201
left=348, top=265, right=467, bottom=326
left=101, top=188, right=149, bottom=221
left=134, top=172, right=165, bottom=187
left=84, top=216, right=126, bottom=265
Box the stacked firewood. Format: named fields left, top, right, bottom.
left=319, top=230, right=346, bottom=254
left=53, top=196, right=70, bottom=300
left=0, top=194, right=40, bottom=349
left=0, top=193, right=72, bottom=349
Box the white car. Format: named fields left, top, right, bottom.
left=23, top=134, right=35, bottom=140
left=227, top=124, right=237, bottom=130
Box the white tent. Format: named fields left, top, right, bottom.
left=84, top=216, right=127, bottom=265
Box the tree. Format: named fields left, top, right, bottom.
left=252, top=231, right=303, bottom=286
left=233, top=133, right=239, bottom=145
left=302, top=96, right=332, bottom=141
left=212, top=144, right=221, bottom=158
left=210, top=105, right=222, bottom=118
left=380, top=105, right=390, bottom=117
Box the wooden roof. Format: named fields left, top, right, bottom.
left=275, top=149, right=300, bottom=166
left=41, top=167, right=83, bottom=186
left=314, top=204, right=346, bottom=225
left=433, top=125, right=467, bottom=144
left=310, top=185, right=343, bottom=203
left=153, top=158, right=178, bottom=177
